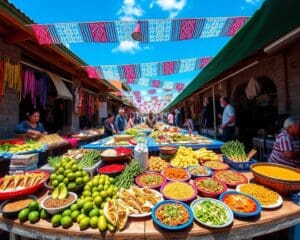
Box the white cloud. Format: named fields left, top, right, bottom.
left=112, top=41, right=141, bottom=54
left=118, top=0, right=144, bottom=20
left=245, top=0, right=260, bottom=5
left=152, top=0, right=186, bottom=18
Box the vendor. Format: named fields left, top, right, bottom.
left=104, top=113, right=116, bottom=137
left=15, top=109, right=48, bottom=138
left=114, top=108, right=126, bottom=134
left=269, top=117, right=300, bottom=168
left=145, top=111, right=156, bottom=129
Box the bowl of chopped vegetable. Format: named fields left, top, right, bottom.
left=219, top=191, right=262, bottom=218
left=135, top=172, right=167, bottom=189
left=191, top=198, right=233, bottom=228
left=152, top=200, right=194, bottom=230
left=194, top=177, right=227, bottom=198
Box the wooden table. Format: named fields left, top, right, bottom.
left=0, top=174, right=300, bottom=240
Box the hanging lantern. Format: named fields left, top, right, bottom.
left=131, top=22, right=142, bottom=41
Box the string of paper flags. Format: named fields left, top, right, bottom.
left=31, top=17, right=248, bottom=45
left=86, top=56, right=212, bottom=82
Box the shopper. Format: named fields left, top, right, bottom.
left=183, top=114, right=195, bottom=131
left=15, top=109, right=48, bottom=138
left=269, top=117, right=300, bottom=168
left=167, top=112, right=174, bottom=126
left=114, top=108, right=126, bottom=133
left=219, top=97, right=236, bottom=141
left=104, top=113, right=116, bottom=137
left=127, top=113, right=135, bottom=129
left=146, top=111, right=156, bottom=129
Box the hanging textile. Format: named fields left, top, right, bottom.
left=246, top=77, right=261, bottom=99
left=22, top=67, right=37, bottom=107
left=86, top=56, right=212, bottom=81
left=74, top=88, right=80, bottom=113
left=31, top=17, right=249, bottom=45
left=3, top=58, right=22, bottom=94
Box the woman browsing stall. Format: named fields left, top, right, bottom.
left=15, top=109, right=47, bottom=139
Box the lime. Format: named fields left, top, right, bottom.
left=18, top=208, right=30, bottom=222
left=40, top=209, right=50, bottom=219
left=57, top=167, right=65, bottom=174
left=50, top=173, right=58, bottom=181
left=97, top=185, right=104, bottom=191
left=62, top=177, right=69, bottom=185
left=75, top=177, right=83, bottom=185
left=109, top=177, right=114, bottom=183
left=100, top=202, right=106, bottom=209
left=107, top=189, right=114, bottom=197
left=71, top=210, right=80, bottom=222
left=57, top=174, right=64, bottom=182
left=68, top=182, right=77, bottom=189
left=71, top=164, right=78, bottom=172
left=100, top=191, right=108, bottom=198
left=28, top=211, right=40, bottom=223
left=75, top=171, right=83, bottom=178
left=92, top=187, right=98, bottom=193
left=61, top=216, right=73, bottom=228
left=92, top=179, right=99, bottom=187
left=51, top=214, right=62, bottom=227
left=70, top=159, right=77, bottom=165
left=76, top=199, right=84, bottom=209
left=99, top=179, right=105, bottom=185
left=84, top=197, right=93, bottom=202
left=51, top=180, right=59, bottom=187
left=83, top=202, right=93, bottom=212
left=103, top=185, right=109, bottom=191
left=65, top=163, right=72, bottom=169
left=62, top=209, right=72, bottom=217
left=70, top=203, right=79, bottom=211
left=77, top=213, right=86, bottom=223
left=93, top=196, right=103, bottom=207
left=89, top=208, right=99, bottom=218
left=90, top=216, right=99, bottom=228
left=82, top=191, right=91, bottom=197
left=78, top=166, right=83, bottom=171
left=28, top=200, right=39, bottom=211
left=99, top=209, right=104, bottom=216
left=55, top=165, right=60, bottom=171
left=98, top=215, right=107, bottom=232
left=107, top=223, right=116, bottom=232
left=67, top=173, right=75, bottom=181
left=79, top=217, right=90, bottom=230
left=64, top=169, right=72, bottom=177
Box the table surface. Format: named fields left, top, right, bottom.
left=0, top=173, right=299, bottom=240
left=81, top=136, right=224, bottom=151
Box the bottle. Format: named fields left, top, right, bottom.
left=134, top=140, right=149, bottom=170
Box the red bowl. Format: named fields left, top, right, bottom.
left=213, top=170, right=248, bottom=187
left=98, top=164, right=126, bottom=176
left=135, top=172, right=167, bottom=189
left=0, top=170, right=49, bottom=201
left=194, top=177, right=227, bottom=198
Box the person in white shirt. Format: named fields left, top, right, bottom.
left=219, top=96, right=236, bottom=142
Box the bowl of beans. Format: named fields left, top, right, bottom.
left=41, top=192, right=77, bottom=215
left=0, top=195, right=37, bottom=218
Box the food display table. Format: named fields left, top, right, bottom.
left=81, top=136, right=224, bottom=152
left=0, top=173, right=299, bottom=240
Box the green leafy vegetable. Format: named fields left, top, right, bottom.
left=221, top=140, right=247, bottom=162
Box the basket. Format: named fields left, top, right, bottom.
left=0, top=170, right=49, bottom=201
left=223, top=156, right=256, bottom=171
left=251, top=163, right=300, bottom=195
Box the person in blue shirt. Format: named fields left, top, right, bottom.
left=15, top=109, right=47, bottom=138
left=114, top=108, right=126, bottom=134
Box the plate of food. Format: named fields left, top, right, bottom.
left=152, top=200, right=194, bottom=230
left=135, top=172, right=167, bottom=189
left=213, top=170, right=248, bottom=187
left=117, top=186, right=163, bottom=217
left=186, top=165, right=212, bottom=178
left=191, top=198, right=233, bottom=228
left=236, top=183, right=283, bottom=209
left=160, top=181, right=197, bottom=202
left=162, top=167, right=191, bottom=182
left=0, top=170, right=49, bottom=201
left=219, top=191, right=261, bottom=218
left=203, top=161, right=230, bottom=171
left=194, top=177, right=227, bottom=198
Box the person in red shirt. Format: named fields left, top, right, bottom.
left=269, top=117, right=300, bottom=168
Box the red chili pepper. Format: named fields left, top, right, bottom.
left=115, top=147, right=132, bottom=156
left=98, top=164, right=125, bottom=173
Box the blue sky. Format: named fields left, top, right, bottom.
left=10, top=0, right=263, bottom=105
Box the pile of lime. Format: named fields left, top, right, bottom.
left=18, top=200, right=49, bottom=224
left=50, top=158, right=90, bottom=190
left=51, top=174, right=118, bottom=231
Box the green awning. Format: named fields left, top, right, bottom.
left=165, top=0, right=300, bottom=110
